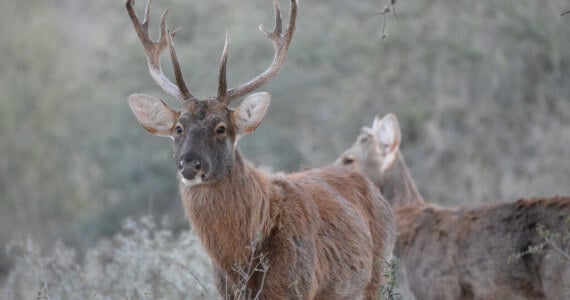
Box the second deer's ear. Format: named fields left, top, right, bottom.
left=127, top=94, right=179, bottom=137
left=232, top=92, right=271, bottom=135
left=373, top=113, right=401, bottom=155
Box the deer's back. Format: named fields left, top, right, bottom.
left=396, top=196, right=570, bottom=300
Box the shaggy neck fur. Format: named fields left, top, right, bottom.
left=379, top=151, right=425, bottom=209
left=180, top=150, right=275, bottom=271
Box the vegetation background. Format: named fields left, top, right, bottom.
left=1, top=0, right=569, bottom=298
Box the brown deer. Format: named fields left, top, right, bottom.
left=124, top=0, right=395, bottom=298
left=336, top=113, right=570, bottom=300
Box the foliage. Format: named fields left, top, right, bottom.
left=379, top=257, right=403, bottom=300
left=2, top=216, right=214, bottom=299
left=505, top=217, right=570, bottom=295
left=508, top=216, right=570, bottom=265
left=535, top=217, right=570, bottom=261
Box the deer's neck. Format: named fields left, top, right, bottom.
left=379, top=151, right=425, bottom=209
left=181, top=151, right=274, bottom=270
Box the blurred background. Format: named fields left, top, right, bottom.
left=1, top=0, right=569, bottom=297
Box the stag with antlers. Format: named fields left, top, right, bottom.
left=124, top=0, right=395, bottom=298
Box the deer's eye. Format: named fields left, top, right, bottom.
left=175, top=126, right=183, bottom=135
left=343, top=158, right=355, bottom=165
left=215, top=124, right=226, bottom=135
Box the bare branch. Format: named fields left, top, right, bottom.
left=161, top=255, right=212, bottom=295
left=372, top=0, right=399, bottom=40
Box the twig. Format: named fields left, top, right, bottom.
left=161, top=255, right=211, bottom=295
left=36, top=282, right=48, bottom=300
left=371, top=0, right=399, bottom=39
left=124, top=280, right=130, bottom=300
left=542, top=235, right=570, bottom=260
left=562, top=10, right=570, bottom=16
left=252, top=255, right=269, bottom=300
left=536, top=224, right=570, bottom=260
left=225, top=275, right=229, bottom=300
left=230, top=236, right=270, bottom=299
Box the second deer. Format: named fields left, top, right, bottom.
left=336, top=114, right=570, bottom=300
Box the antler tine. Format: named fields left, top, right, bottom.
left=125, top=0, right=195, bottom=101
left=217, top=32, right=230, bottom=104
left=264, top=0, right=283, bottom=36
left=224, top=0, right=298, bottom=104
left=142, top=0, right=152, bottom=30
left=167, top=28, right=194, bottom=101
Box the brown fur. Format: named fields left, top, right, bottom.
left=336, top=114, right=570, bottom=300
left=128, top=97, right=397, bottom=298
left=127, top=97, right=396, bottom=298
left=182, top=151, right=395, bottom=299
left=129, top=96, right=397, bottom=298
left=125, top=0, right=396, bottom=296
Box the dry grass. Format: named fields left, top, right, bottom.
left=2, top=216, right=409, bottom=299
left=2, top=216, right=214, bottom=299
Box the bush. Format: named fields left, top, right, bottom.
left=3, top=216, right=215, bottom=299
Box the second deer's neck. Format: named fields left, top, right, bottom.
left=380, top=151, right=425, bottom=209
left=181, top=151, right=275, bottom=270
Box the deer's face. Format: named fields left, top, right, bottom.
left=174, top=100, right=236, bottom=187
left=336, top=131, right=384, bottom=182
left=335, top=114, right=401, bottom=185
left=336, top=131, right=376, bottom=168
left=127, top=92, right=271, bottom=188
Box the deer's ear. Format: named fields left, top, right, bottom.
left=373, top=113, right=401, bottom=155
left=127, top=94, right=179, bottom=137
left=232, top=92, right=271, bottom=135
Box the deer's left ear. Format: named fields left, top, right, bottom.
left=372, top=113, right=401, bottom=155
left=232, top=92, right=271, bottom=135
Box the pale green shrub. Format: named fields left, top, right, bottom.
left=379, top=257, right=403, bottom=300
left=3, top=216, right=215, bottom=299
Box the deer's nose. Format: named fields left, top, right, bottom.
left=179, top=158, right=202, bottom=179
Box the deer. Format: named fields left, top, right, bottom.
left=123, top=0, right=396, bottom=298
left=335, top=113, right=570, bottom=300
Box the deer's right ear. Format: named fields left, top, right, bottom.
left=232, top=92, right=271, bottom=135
left=127, top=94, right=179, bottom=137
left=373, top=114, right=401, bottom=155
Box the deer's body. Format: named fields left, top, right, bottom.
left=124, top=0, right=395, bottom=298
left=385, top=154, right=570, bottom=300
left=184, top=152, right=394, bottom=298
left=336, top=114, right=570, bottom=300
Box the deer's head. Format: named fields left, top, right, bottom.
left=125, top=0, right=297, bottom=187
left=335, top=114, right=401, bottom=185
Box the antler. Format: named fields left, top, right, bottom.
left=127, top=0, right=297, bottom=104
left=218, top=0, right=298, bottom=105
left=125, top=0, right=195, bottom=101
